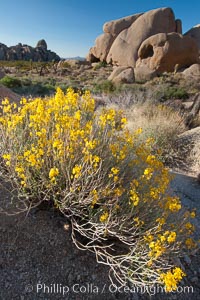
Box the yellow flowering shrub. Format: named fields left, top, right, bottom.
left=0, top=88, right=199, bottom=291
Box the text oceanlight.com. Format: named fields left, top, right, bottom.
left=31, top=283, right=194, bottom=296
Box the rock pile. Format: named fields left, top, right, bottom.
left=0, top=39, right=60, bottom=62
left=87, top=7, right=200, bottom=82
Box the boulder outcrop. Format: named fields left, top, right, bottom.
left=87, top=7, right=181, bottom=67
left=106, top=7, right=177, bottom=67
left=0, top=40, right=60, bottom=62
left=36, top=39, right=48, bottom=50
left=136, top=33, right=199, bottom=74
left=108, top=66, right=134, bottom=83
left=103, top=13, right=143, bottom=35
left=87, top=33, right=115, bottom=62
left=87, top=7, right=200, bottom=81
left=87, top=13, right=142, bottom=63
left=184, top=25, right=200, bottom=54
left=182, top=64, right=200, bottom=78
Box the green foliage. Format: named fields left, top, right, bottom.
left=32, top=82, right=55, bottom=96
left=0, top=60, right=56, bottom=73
left=158, top=86, right=189, bottom=101
left=0, top=76, right=22, bottom=88
left=0, top=75, right=56, bottom=97
left=61, top=61, right=71, bottom=68
left=93, top=61, right=108, bottom=70
left=93, top=80, right=117, bottom=93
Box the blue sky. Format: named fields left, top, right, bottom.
left=0, top=1, right=199, bottom=58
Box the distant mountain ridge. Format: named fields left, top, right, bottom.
left=64, top=56, right=86, bottom=61
left=0, top=39, right=60, bottom=62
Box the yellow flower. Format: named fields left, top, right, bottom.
left=185, top=238, right=196, bottom=249
left=2, top=154, right=11, bottom=166
left=144, top=234, right=154, bottom=243
left=148, top=235, right=167, bottom=258
left=146, top=155, right=156, bottom=164
left=2, top=154, right=11, bottom=160
left=114, top=187, right=124, bottom=197
left=91, top=155, right=100, bottom=168
left=121, top=117, right=127, bottom=126
left=99, top=211, right=109, bottom=222
left=190, top=211, right=196, bottom=218
left=109, top=167, right=119, bottom=179
left=111, top=167, right=119, bottom=175
left=156, top=218, right=165, bottom=225
left=184, top=222, right=195, bottom=234
left=173, top=267, right=186, bottom=281
left=2, top=98, right=9, bottom=105
left=133, top=217, right=143, bottom=226
left=21, top=180, right=27, bottom=187
left=167, top=231, right=176, bottom=243
left=134, top=127, right=142, bottom=135
left=20, top=98, right=27, bottom=105
left=165, top=197, right=181, bottom=212
left=129, top=189, right=139, bottom=206
left=74, top=110, right=81, bottom=121
left=49, top=167, right=59, bottom=181
left=160, top=235, right=166, bottom=243
left=143, top=168, right=153, bottom=180
left=160, top=268, right=186, bottom=292
left=72, top=165, right=82, bottom=179
left=53, top=140, right=63, bottom=149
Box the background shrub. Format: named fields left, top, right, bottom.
left=93, top=80, right=117, bottom=93
left=0, top=76, right=22, bottom=89
left=157, top=86, right=189, bottom=102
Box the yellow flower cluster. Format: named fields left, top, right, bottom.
left=49, top=167, right=59, bottom=182
left=185, top=238, right=196, bottom=249
left=71, top=165, right=82, bottom=179
left=147, top=230, right=177, bottom=258
left=160, top=267, right=186, bottom=291
left=108, top=167, right=120, bottom=182
left=2, top=153, right=11, bottom=166
left=165, top=196, right=182, bottom=212
left=99, top=211, right=109, bottom=222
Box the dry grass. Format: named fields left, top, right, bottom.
left=124, top=103, right=187, bottom=166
